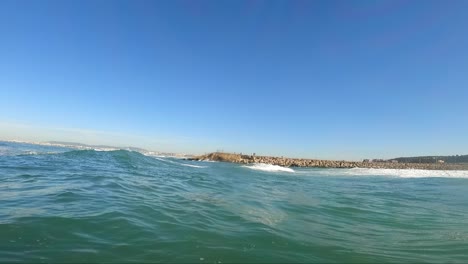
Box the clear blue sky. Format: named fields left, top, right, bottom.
left=1, top=0, right=467, bottom=160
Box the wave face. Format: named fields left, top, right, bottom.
left=1, top=141, right=468, bottom=263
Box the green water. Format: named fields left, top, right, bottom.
left=1, top=141, right=468, bottom=263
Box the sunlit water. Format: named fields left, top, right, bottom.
left=1, top=141, right=468, bottom=263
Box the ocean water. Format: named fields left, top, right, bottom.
left=1, top=141, right=468, bottom=263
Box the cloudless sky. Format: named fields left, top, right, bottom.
left=1, top=0, right=467, bottom=160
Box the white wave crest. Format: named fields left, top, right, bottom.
left=153, top=157, right=173, bottom=163
left=0, top=150, right=64, bottom=156
left=350, top=168, right=468, bottom=178
left=180, top=163, right=207, bottom=168
left=243, top=163, right=295, bottom=173
left=152, top=157, right=207, bottom=168
left=294, top=168, right=468, bottom=178
left=93, top=148, right=119, bottom=152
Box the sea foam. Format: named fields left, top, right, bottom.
left=180, top=163, right=207, bottom=168
left=295, top=167, right=468, bottom=178
left=243, top=163, right=295, bottom=173
left=152, top=156, right=207, bottom=168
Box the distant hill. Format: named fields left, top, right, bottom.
left=389, top=155, right=468, bottom=164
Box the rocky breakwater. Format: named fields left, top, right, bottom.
left=188, top=152, right=468, bottom=170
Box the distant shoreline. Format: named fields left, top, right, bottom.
left=189, top=152, right=468, bottom=171
left=1, top=140, right=191, bottom=158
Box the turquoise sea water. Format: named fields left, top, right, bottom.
left=1, top=141, right=468, bottom=263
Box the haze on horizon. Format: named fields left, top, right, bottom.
left=1, top=0, right=467, bottom=160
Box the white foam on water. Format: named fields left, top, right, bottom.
left=180, top=163, right=207, bottom=168
left=152, top=157, right=207, bottom=168
left=351, top=168, right=468, bottom=178
left=142, top=151, right=161, bottom=156
left=153, top=157, right=173, bottom=163
left=0, top=150, right=64, bottom=156
left=243, top=163, right=295, bottom=173
left=295, top=167, right=468, bottom=178
left=144, top=153, right=167, bottom=158
left=93, top=148, right=119, bottom=152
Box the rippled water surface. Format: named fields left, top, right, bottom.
left=1, top=141, right=468, bottom=263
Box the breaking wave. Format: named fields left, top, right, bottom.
left=243, top=163, right=295, bottom=173
left=295, top=167, right=468, bottom=178
left=2, top=141, right=468, bottom=263
left=179, top=163, right=207, bottom=168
